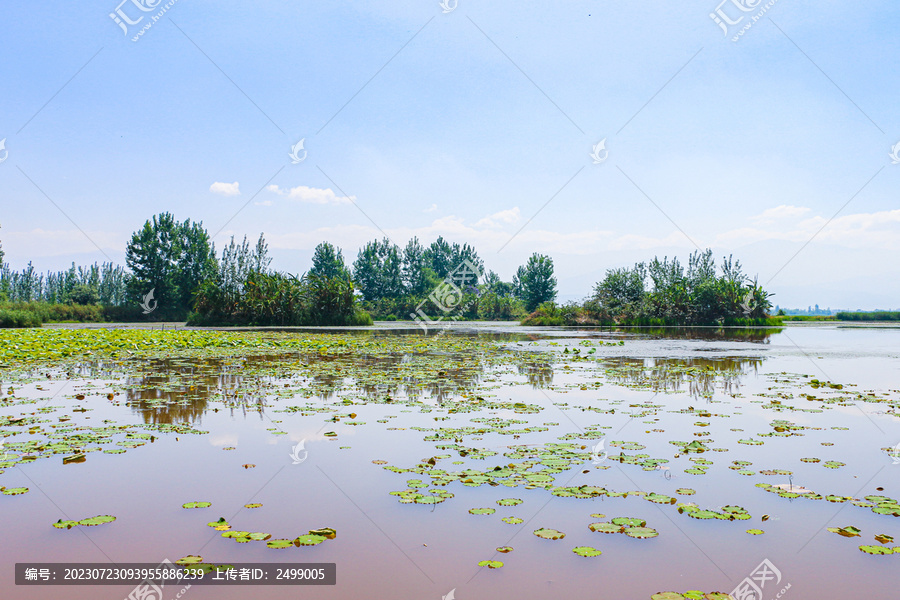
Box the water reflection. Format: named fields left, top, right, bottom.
left=603, top=356, right=762, bottom=398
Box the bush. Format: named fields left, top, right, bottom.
left=0, top=309, right=42, bottom=328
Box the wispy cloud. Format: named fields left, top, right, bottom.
left=266, top=184, right=354, bottom=205
left=475, top=207, right=521, bottom=229
left=210, top=181, right=241, bottom=196
left=750, top=204, right=811, bottom=224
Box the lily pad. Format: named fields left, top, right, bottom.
left=502, top=517, right=524, bottom=525
left=182, top=501, right=211, bottom=509
left=589, top=522, right=624, bottom=534
left=746, top=529, right=765, bottom=535
left=267, top=539, right=294, bottom=549
left=624, top=526, right=658, bottom=539
left=175, top=555, right=203, bottom=565
left=78, top=515, right=116, bottom=526
left=293, top=534, right=327, bottom=546
left=859, top=545, right=894, bottom=555
left=52, top=519, right=79, bottom=529
left=533, top=528, right=565, bottom=540
left=477, top=560, right=504, bottom=568
left=0, top=487, right=28, bottom=496
left=611, top=517, right=646, bottom=527
left=572, top=546, right=602, bottom=557
left=469, top=508, right=496, bottom=515
left=497, top=498, right=523, bottom=506
left=244, top=503, right=263, bottom=509
left=496, top=546, right=513, bottom=553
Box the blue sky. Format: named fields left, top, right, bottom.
left=1, top=0, right=898, bottom=308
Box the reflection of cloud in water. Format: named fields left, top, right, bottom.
left=209, top=433, right=239, bottom=447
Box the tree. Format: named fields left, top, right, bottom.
left=517, top=253, right=557, bottom=312
left=125, top=213, right=216, bottom=314
left=594, top=263, right=646, bottom=317
left=402, top=237, right=429, bottom=296
left=352, top=239, right=403, bottom=302
left=309, top=242, right=350, bottom=280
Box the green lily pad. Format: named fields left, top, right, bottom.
left=477, top=560, right=504, bottom=568
left=293, top=534, right=326, bottom=546
left=469, top=508, right=496, bottom=515
left=248, top=532, right=271, bottom=541
left=266, top=539, right=294, bottom=549
left=497, top=498, right=523, bottom=506
left=175, top=555, right=203, bottom=565
left=496, top=546, right=513, bottom=553
left=589, top=522, right=624, bottom=534
left=675, top=488, right=696, bottom=496
left=859, top=545, right=894, bottom=555
left=502, top=517, right=524, bottom=525
left=572, top=546, right=602, bottom=557
left=0, top=487, right=28, bottom=496
left=611, top=517, right=646, bottom=527
left=244, top=503, right=263, bottom=509
left=623, top=526, right=658, bottom=539
left=746, top=529, right=764, bottom=535
left=52, top=519, right=79, bottom=529
left=827, top=526, right=861, bottom=538
left=78, top=515, right=116, bottom=527
left=309, top=527, right=336, bottom=539
left=533, top=528, right=565, bottom=540
left=182, top=501, right=211, bottom=509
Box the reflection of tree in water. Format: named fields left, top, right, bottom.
left=603, top=357, right=762, bottom=398
left=518, top=362, right=553, bottom=389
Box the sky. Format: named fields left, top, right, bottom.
left=1, top=0, right=898, bottom=309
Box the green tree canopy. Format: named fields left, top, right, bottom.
left=518, top=253, right=557, bottom=312
left=309, top=242, right=350, bottom=280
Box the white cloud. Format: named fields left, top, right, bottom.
left=424, top=203, right=438, bottom=213
left=210, top=181, right=241, bottom=196
left=474, top=207, right=521, bottom=229
left=750, top=205, right=811, bottom=224
left=266, top=184, right=354, bottom=205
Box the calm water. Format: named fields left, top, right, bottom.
left=1, top=323, right=898, bottom=599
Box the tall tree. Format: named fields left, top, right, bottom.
left=352, top=238, right=403, bottom=302
left=309, top=242, right=350, bottom=280
left=125, top=213, right=215, bottom=314
left=517, top=253, right=557, bottom=312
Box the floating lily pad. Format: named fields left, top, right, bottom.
left=496, top=546, right=513, bottom=553
left=502, top=517, right=524, bottom=525
left=248, top=532, right=271, bottom=541
left=1, top=487, right=28, bottom=496
left=175, top=555, right=203, bottom=565
left=675, top=488, right=696, bottom=496
left=52, top=519, right=79, bottom=529
left=533, top=528, right=565, bottom=540
left=859, top=545, right=894, bottom=555
left=469, top=508, right=496, bottom=515
left=244, top=503, right=263, bottom=509
left=78, top=515, right=116, bottom=526
left=182, top=501, right=211, bottom=509
left=293, top=534, right=326, bottom=546
left=309, top=527, right=336, bottom=539
left=589, top=522, right=623, bottom=534
left=266, top=539, right=294, bottom=549
left=875, top=534, right=894, bottom=544
left=477, top=560, right=504, bottom=568
left=624, top=526, right=658, bottom=539
left=746, top=529, right=765, bottom=535
left=827, top=526, right=861, bottom=538
left=572, top=546, right=602, bottom=557
left=611, top=517, right=646, bottom=527
left=497, top=498, right=523, bottom=506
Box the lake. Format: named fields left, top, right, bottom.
left=0, top=323, right=898, bottom=599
